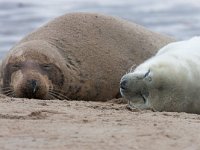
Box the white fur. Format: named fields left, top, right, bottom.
left=121, top=37, right=200, bottom=113
left=135, top=36, right=200, bottom=81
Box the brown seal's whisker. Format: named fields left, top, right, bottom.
left=46, top=94, right=55, bottom=100
left=1, top=87, right=15, bottom=97
left=7, top=93, right=14, bottom=97
left=49, top=88, right=71, bottom=100
left=4, top=91, right=14, bottom=97
left=1, top=87, right=13, bottom=90
left=49, top=88, right=67, bottom=94
left=49, top=90, right=70, bottom=100
left=2, top=90, right=13, bottom=94
left=50, top=91, right=70, bottom=100
left=48, top=90, right=65, bottom=99
left=48, top=92, right=65, bottom=100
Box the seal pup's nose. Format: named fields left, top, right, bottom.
left=120, top=79, right=128, bottom=90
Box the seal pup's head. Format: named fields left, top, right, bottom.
left=119, top=55, right=180, bottom=111
left=120, top=67, right=153, bottom=110
left=1, top=40, right=67, bottom=99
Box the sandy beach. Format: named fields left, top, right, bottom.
left=0, top=96, right=199, bottom=150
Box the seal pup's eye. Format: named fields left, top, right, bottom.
left=143, top=69, right=152, bottom=82
left=41, top=64, right=52, bottom=71
left=144, top=69, right=150, bottom=78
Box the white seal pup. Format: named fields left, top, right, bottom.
left=120, top=37, right=200, bottom=114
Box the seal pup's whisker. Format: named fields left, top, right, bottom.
left=125, top=64, right=136, bottom=75
left=129, top=64, right=136, bottom=73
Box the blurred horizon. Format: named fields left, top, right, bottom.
left=1, top=0, right=200, bottom=58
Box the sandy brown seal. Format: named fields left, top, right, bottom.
left=0, top=12, right=173, bottom=100
left=120, top=37, right=200, bottom=114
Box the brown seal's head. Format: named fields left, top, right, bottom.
left=1, top=40, right=67, bottom=99
left=9, top=60, right=51, bottom=99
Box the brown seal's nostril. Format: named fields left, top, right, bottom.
left=27, top=79, right=38, bottom=94
left=31, top=79, right=37, bottom=93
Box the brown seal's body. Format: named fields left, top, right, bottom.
left=0, top=13, right=174, bottom=100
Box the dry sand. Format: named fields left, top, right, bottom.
left=0, top=95, right=199, bottom=150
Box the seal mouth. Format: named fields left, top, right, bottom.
left=120, top=79, right=150, bottom=105
left=141, top=92, right=148, bottom=104
left=126, top=92, right=150, bottom=110
left=120, top=69, right=151, bottom=109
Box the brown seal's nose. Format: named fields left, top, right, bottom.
left=30, top=79, right=37, bottom=94
left=26, top=79, right=38, bottom=98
